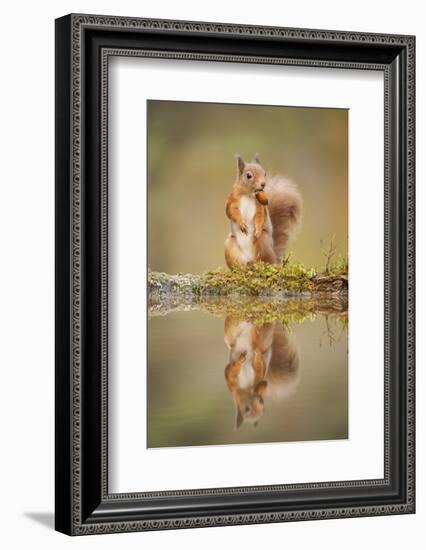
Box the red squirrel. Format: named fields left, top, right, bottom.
left=224, top=317, right=300, bottom=429
left=224, top=154, right=302, bottom=268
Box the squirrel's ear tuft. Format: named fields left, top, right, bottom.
left=254, top=153, right=261, bottom=165
left=236, top=155, right=245, bottom=175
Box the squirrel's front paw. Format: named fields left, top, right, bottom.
left=254, top=227, right=263, bottom=240
left=239, top=222, right=248, bottom=234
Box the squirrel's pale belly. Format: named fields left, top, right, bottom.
left=232, top=195, right=257, bottom=262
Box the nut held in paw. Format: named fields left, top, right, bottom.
left=255, top=190, right=268, bottom=205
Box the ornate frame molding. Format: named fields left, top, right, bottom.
left=55, top=14, right=415, bottom=535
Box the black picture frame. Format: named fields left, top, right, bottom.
left=55, top=13, right=415, bottom=535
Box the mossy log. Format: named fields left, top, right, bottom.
left=148, top=267, right=348, bottom=302
left=148, top=263, right=348, bottom=322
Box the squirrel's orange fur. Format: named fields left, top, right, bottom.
left=224, top=154, right=302, bottom=268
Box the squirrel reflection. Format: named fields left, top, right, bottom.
left=224, top=317, right=300, bottom=429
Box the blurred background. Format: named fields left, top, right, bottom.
left=147, top=100, right=348, bottom=274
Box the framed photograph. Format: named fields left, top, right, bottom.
left=55, top=14, right=415, bottom=535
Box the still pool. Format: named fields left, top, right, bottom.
left=147, top=300, right=348, bottom=449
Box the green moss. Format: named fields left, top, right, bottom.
left=200, top=260, right=318, bottom=296
left=148, top=256, right=348, bottom=299
left=326, top=254, right=349, bottom=276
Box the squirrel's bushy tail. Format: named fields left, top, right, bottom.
left=266, top=175, right=302, bottom=262
left=265, top=324, right=300, bottom=401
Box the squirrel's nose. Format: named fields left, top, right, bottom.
left=261, top=182, right=266, bottom=189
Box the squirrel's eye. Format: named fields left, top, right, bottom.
left=246, top=172, right=253, bottom=180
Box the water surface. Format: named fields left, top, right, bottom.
left=147, top=300, right=348, bottom=448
